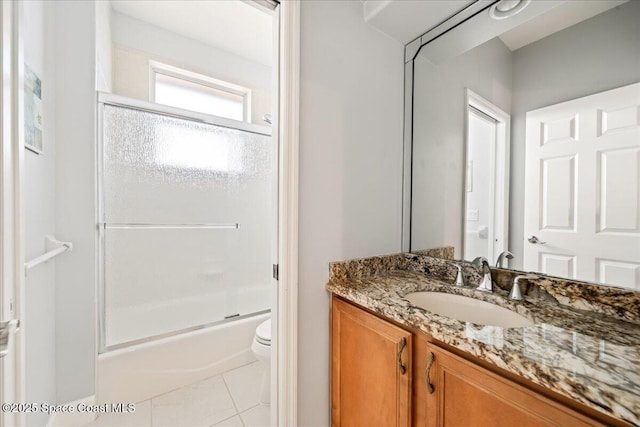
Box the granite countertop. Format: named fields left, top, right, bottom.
left=326, top=251, right=640, bottom=426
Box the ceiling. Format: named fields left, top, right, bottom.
left=363, top=0, right=476, bottom=45
left=498, top=0, right=629, bottom=51
left=364, top=0, right=629, bottom=51
left=110, top=1, right=273, bottom=66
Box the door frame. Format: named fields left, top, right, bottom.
left=0, top=1, right=26, bottom=426
left=275, top=1, right=300, bottom=425
left=463, top=89, right=511, bottom=264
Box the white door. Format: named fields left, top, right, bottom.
left=524, top=83, right=640, bottom=289
left=464, top=90, right=511, bottom=265
left=465, top=108, right=497, bottom=262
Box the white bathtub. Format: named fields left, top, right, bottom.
left=96, top=312, right=270, bottom=404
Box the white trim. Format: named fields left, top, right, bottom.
left=269, top=6, right=280, bottom=426
left=464, top=89, right=511, bottom=264
left=275, top=1, right=299, bottom=426
left=97, top=92, right=271, bottom=137
left=148, top=61, right=252, bottom=123
left=401, top=62, right=412, bottom=252
left=13, top=5, right=25, bottom=417
left=0, top=2, right=25, bottom=426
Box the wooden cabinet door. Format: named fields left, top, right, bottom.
left=423, top=343, right=605, bottom=427
left=332, top=297, right=412, bottom=427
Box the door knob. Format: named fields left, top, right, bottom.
left=527, top=235, right=546, bottom=244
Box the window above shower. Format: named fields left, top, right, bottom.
left=109, top=1, right=273, bottom=125
left=150, top=61, right=251, bottom=122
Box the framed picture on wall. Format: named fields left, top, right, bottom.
left=24, top=65, right=43, bottom=154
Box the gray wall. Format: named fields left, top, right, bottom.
left=411, top=37, right=512, bottom=256
left=23, top=2, right=57, bottom=425
left=299, top=1, right=404, bottom=424
left=53, top=0, right=98, bottom=404
left=509, top=0, right=640, bottom=269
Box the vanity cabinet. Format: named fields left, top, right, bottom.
left=331, top=297, right=412, bottom=427
left=422, top=343, right=603, bottom=427
left=331, top=296, right=624, bottom=427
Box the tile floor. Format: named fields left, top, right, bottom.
left=83, top=361, right=270, bottom=427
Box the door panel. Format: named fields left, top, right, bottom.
left=597, top=147, right=640, bottom=233
left=598, top=105, right=640, bottom=136
left=541, top=114, right=579, bottom=145
left=331, top=297, right=412, bottom=427
left=541, top=155, right=576, bottom=231
left=539, top=253, right=576, bottom=279
left=424, top=343, right=604, bottom=427
left=596, top=259, right=640, bottom=289
left=524, top=82, right=640, bottom=289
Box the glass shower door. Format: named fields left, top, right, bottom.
left=100, top=103, right=274, bottom=350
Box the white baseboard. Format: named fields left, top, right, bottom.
left=46, top=396, right=96, bottom=427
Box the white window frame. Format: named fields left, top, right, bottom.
left=149, top=61, right=252, bottom=123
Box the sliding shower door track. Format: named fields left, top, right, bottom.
left=101, top=223, right=240, bottom=230
left=101, top=309, right=270, bottom=353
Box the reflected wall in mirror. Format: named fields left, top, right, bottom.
left=406, top=0, right=640, bottom=289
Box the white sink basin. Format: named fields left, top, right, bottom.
left=404, top=292, right=533, bottom=328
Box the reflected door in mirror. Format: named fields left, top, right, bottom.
left=523, top=83, right=640, bottom=289
left=463, top=92, right=510, bottom=265
left=465, top=108, right=496, bottom=261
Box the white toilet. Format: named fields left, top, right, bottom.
left=251, top=318, right=271, bottom=405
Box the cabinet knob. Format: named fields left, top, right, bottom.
left=397, top=337, right=407, bottom=375
left=426, top=352, right=435, bottom=394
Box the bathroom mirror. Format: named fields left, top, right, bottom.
left=404, top=0, right=640, bottom=289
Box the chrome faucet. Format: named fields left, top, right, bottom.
left=509, top=274, right=539, bottom=301
left=496, top=250, right=514, bottom=268
left=471, top=256, right=493, bottom=292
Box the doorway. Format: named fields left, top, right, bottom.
left=1, top=1, right=300, bottom=426
left=463, top=90, right=511, bottom=265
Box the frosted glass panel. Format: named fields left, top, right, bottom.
left=102, top=105, right=273, bottom=225
left=106, top=228, right=229, bottom=346
left=101, top=104, right=274, bottom=348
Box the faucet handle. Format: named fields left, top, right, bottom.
left=509, top=274, right=539, bottom=301
left=446, top=262, right=465, bottom=287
